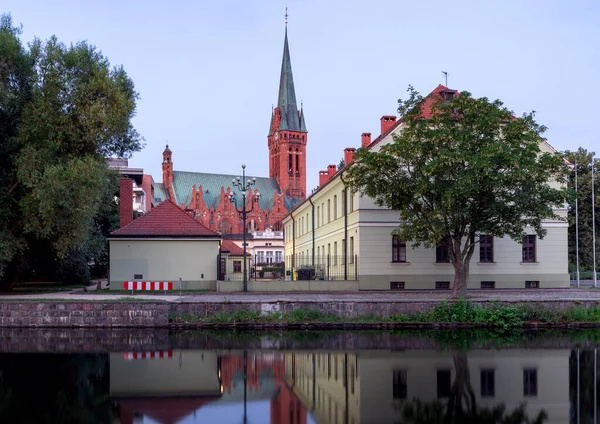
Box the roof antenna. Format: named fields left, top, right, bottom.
left=442, top=71, right=448, bottom=87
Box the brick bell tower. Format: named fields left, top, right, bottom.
left=268, top=23, right=307, bottom=200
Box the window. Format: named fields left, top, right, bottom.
left=393, top=370, right=407, bottom=399
left=306, top=213, right=309, bottom=232
left=437, top=370, right=452, bottom=398
left=525, top=281, right=539, bottom=289
left=522, top=235, right=536, bottom=262
left=233, top=260, right=241, bottom=272
left=392, top=236, right=406, bottom=263
left=275, top=251, right=282, bottom=263
left=327, top=199, right=331, bottom=222
left=479, top=235, right=493, bottom=263
left=349, top=191, right=354, bottom=212
left=257, top=251, right=265, bottom=263
left=523, top=369, right=537, bottom=396
left=349, top=237, right=354, bottom=263
left=333, top=195, right=338, bottom=220
left=317, top=206, right=320, bottom=227
left=480, top=281, right=495, bottom=289
left=480, top=369, right=495, bottom=397
left=334, top=242, right=337, bottom=265
left=321, top=203, right=324, bottom=226
left=436, top=281, right=450, bottom=290
left=288, top=153, right=293, bottom=174
left=436, top=237, right=450, bottom=263
left=391, top=281, right=405, bottom=290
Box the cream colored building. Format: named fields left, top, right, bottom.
left=109, top=200, right=221, bottom=290
left=284, top=349, right=570, bottom=424
left=282, top=86, right=569, bottom=290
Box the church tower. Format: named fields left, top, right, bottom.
left=268, top=24, right=307, bottom=200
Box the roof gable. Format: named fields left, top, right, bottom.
left=110, top=200, right=220, bottom=238
left=220, top=239, right=248, bottom=256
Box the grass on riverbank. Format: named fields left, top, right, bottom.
left=169, top=298, right=600, bottom=329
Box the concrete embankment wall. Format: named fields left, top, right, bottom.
left=0, top=300, right=599, bottom=328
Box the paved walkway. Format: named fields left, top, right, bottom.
left=2, top=286, right=600, bottom=303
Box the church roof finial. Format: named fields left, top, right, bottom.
left=285, top=4, right=288, bottom=26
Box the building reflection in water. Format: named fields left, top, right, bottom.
left=109, top=348, right=592, bottom=423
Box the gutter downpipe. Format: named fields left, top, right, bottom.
left=308, top=197, right=315, bottom=268
left=340, top=171, right=349, bottom=281
left=290, top=211, right=296, bottom=271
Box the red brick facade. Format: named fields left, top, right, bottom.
left=119, top=178, right=134, bottom=228
left=268, top=111, right=308, bottom=199
left=187, top=183, right=287, bottom=234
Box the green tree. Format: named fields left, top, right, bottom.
left=0, top=14, right=142, bottom=290
left=345, top=86, right=569, bottom=297
left=563, top=148, right=599, bottom=273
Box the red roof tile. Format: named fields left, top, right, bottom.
left=110, top=200, right=220, bottom=238
left=220, top=239, right=248, bottom=256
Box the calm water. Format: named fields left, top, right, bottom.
left=0, top=330, right=599, bottom=423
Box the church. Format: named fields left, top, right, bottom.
left=153, top=26, right=307, bottom=235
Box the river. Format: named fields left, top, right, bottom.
left=0, top=329, right=597, bottom=423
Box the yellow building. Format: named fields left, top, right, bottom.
left=282, top=86, right=569, bottom=290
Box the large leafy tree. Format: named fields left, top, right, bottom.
left=345, top=86, right=569, bottom=297
left=0, top=15, right=142, bottom=290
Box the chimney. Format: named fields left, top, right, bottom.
left=344, top=148, right=356, bottom=165
left=327, top=164, right=337, bottom=178
left=119, top=178, right=134, bottom=228
left=361, top=133, right=372, bottom=148
left=319, top=170, right=328, bottom=187
left=380, top=115, right=397, bottom=135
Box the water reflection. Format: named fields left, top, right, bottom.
left=0, top=338, right=599, bottom=423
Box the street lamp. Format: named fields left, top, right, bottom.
left=229, top=164, right=260, bottom=292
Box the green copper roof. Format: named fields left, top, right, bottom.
left=169, top=170, right=298, bottom=212
left=154, top=182, right=168, bottom=204
left=277, top=28, right=305, bottom=133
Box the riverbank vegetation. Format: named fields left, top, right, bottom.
left=169, top=299, right=600, bottom=329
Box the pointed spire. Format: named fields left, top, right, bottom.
left=277, top=26, right=303, bottom=132
left=299, top=103, right=307, bottom=133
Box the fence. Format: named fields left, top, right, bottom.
left=285, top=255, right=359, bottom=281
left=218, top=254, right=285, bottom=281
left=217, top=254, right=360, bottom=282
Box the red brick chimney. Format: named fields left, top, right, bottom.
left=380, top=116, right=397, bottom=135
left=344, top=148, right=356, bottom=165
left=361, top=133, right=372, bottom=148
left=120, top=178, right=134, bottom=228
left=319, top=170, right=328, bottom=187
left=327, top=164, right=337, bottom=178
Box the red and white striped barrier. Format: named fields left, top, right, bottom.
left=123, top=281, right=173, bottom=291
left=123, top=350, right=173, bottom=360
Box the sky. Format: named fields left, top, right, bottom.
left=4, top=0, right=600, bottom=192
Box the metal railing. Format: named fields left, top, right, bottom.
left=285, top=255, right=359, bottom=281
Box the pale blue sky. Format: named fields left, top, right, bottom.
left=4, top=0, right=599, bottom=191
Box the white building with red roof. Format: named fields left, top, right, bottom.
left=108, top=199, right=221, bottom=290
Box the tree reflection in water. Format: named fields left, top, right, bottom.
left=400, top=352, right=548, bottom=424
left=0, top=354, right=112, bottom=423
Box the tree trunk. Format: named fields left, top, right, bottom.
left=451, top=260, right=467, bottom=298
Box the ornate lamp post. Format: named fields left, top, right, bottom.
left=229, top=164, right=260, bottom=292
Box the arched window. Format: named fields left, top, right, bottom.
left=218, top=218, right=233, bottom=234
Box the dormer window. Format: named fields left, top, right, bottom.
left=440, top=90, right=457, bottom=102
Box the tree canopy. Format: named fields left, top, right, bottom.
left=345, top=86, right=569, bottom=297
left=0, top=14, right=143, bottom=290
